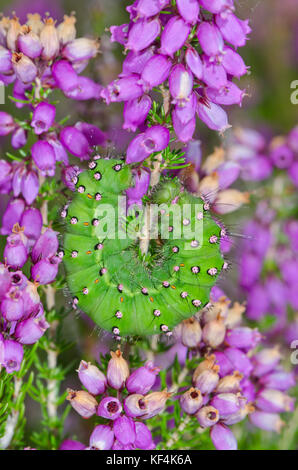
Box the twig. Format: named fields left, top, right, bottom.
left=164, top=415, right=191, bottom=449
left=0, top=377, right=22, bottom=449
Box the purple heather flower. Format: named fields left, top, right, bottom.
left=210, top=423, right=237, bottom=450
left=20, top=208, right=42, bottom=242
left=52, top=60, right=79, bottom=93
left=172, top=109, right=196, bottom=143
left=11, top=127, right=27, bottom=149
left=1, top=289, right=24, bottom=321
left=240, top=156, right=272, bottom=181
left=126, top=361, right=160, bottom=394
left=134, top=0, right=168, bottom=18
left=175, top=92, right=197, bottom=125
left=196, top=405, right=219, bottom=428
left=74, top=122, right=106, bottom=147
left=221, top=46, right=248, bottom=78
left=0, top=45, right=12, bottom=73
left=0, top=111, right=15, bottom=136
left=199, top=0, right=234, bottom=14
left=216, top=12, right=250, bottom=47
left=21, top=282, right=41, bottom=318
left=206, top=82, right=246, bottom=106
left=249, top=411, right=284, bottom=433
left=134, top=422, right=155, bottom=450
left=213, top=351, right=233, bottom=378
left=31, top=102, right=56, bottom=135
left=256, top=389, right=294, bottom=414
left=181, top=318, right=202, bottom=348
left=65, top=76, right=102, bottom=101
left=107, top=350, right=129, bottom=390
left=159, top=16, right=190, bottom=58
left=126, top=18, right=160, bottom=52
left=224, top=347, right=253, bottom=377
left=62, top=38, right=99, bottom=62
left=47, top=135, right=69, bottom=165
left=169, top=64, right=193, bottom=105
left=141, top=390, right=171, bottom=419
left=122, top=48, right=155, bottom=76
left=126, top=125, right=170, bottom=164
left=0, top=265, right=11, bottom=300
left=194, top=368, right=220, bottom=394
left=67, top=389, right=98, bottom=419
left=3, top=339, right=24, bottom=373
left=184, top=139, right=202, bottom=171
left=202, top=56, right=227, bottom=89
left=210, top=393, right=241, bottom=419
left=197, top=100, right=230, bottom=133
left=259, top=371, right=295, bottom=392
left=97, top=396, right=122, bottom=420
left=252, top=348, right=282, bottom=377
left=177, top=0, right=200, bottom=24
left=202, top=317, right=226, bottom=348
left=40, top=18, right=60, bottom=60
left=102, top=76, right=144, bottom=104
left=15, top=316, right=50, bottom=344
left=4, top=233, right=28, bottom=269
left=123, top=95, right=152, bottom=132
left=60, top=440, right=85, bottom=451
left=217, top=161, right=240, bottom=189
left=185, top=47, right=203, bottom=80
left=89, top=425, right=114, bottom=450
left=61, top=165, right=81, bottom=191
left=12, top=52, right=37, bottom=84
left=141, top=54, right=172, bottom=91
left=21, top=169, right=39, bottom=205
left=60, top=126, right=90, bottom=160
left=113, top=416, right=136, bottom=446
left=180, top=388, right=203, bottom=414
left=270, top=144, right=294, bottom=169
left=126, top=167, right=151, bottom=204
left=31, top=140, right=56, bottom=176
left=31, top=229, right=59, bottom=264
left=110, top=24, right=129, bottom=45
left=0, top=160, right=12, bottom=187
left=31, top=256, right=61, bottom=285
left=225, top=327, right=261, bottom=350
left=197, top=22, right=224, bottom=58
left=18, top=27, right=42, bottom=58
left=0, top=198, right=25, bottom=236
left=78, top=360, right=107, bottom=395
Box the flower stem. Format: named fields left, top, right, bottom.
left=0, top=377, right=22, bottom=449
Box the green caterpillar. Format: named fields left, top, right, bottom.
left=62, top=157, right=225, bottom=338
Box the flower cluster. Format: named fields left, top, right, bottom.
left=64, top=350, right=169, bottom=450
left=101, top=0, right=250, bottom=164
left=170, top=286, right=295, bottom=449
left=0, top=259, right=49, bottom=374
left=224, top=126, right=298, bottom=342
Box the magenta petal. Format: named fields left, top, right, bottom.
left=141, top=54, right=172, bottom=90
left=172, top=109, right=196, bottom=143
left=169, top=64, right=193, bottom=103
left=206, top=82, right=246, bottom=106
left=144, top=125, right=170, bottom=151
left=197, top=22, right=224, bottom=58
left=20, top=208, right=43, bottom=241
left=177, top=0, right=200, bottom=24
left=222, top=46, right=248, bottom=78
left=123, top=95, right=152, bottom=132
left=185, top=47, right=203, bottom=80
left=60, top=126, right=90, bottom=160
left=216, top=12, right=250, bottom=47
left=159, top=16, right=190, bottom=57
left=31, top=140, right=56, bottom=176
left=52, top=60, right=79, bottom=92
left=126, top=18, right=161, bottom=52
left=65, top=76, right=102, bottom=101
left=0, top=198, right=25, bottom=236
left=31, top=229, right=59, bottom=264
left=197, top=100, right=231, bottom=132
left=210, top=423, right=237, bottom=450
left=31, top=102, right=56, bottom=135
left=113, top=416, right=136, bottom=446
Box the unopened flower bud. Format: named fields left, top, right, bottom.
left=141, top=389, right=172, bottom=419
left=181, top=317, right=202, bottom=348
left=210, top=393, right=242, bottom=418
left=196, top=405, right=219, bottom=428
left=215, top=371, right=243, bottom=394
left=134, top=422, right=155, bottom=450
left=126, top=361, right=160, bottom=395
left=78, top=360, right=107, bottom=395
left=62, top=37, right=99, bottom=62
left=249, top=411, right=285, bottom=433
left=113, top=416, right=136, bottom=446
left=89, top=425, right=114, bottom=450
left=3, top=339, right=23, bottom=373
left=12, top=52, right=37, bottom=84
left=66, top=389, right=98, bottom=418
left=40, top=18, right=60, bottom=60
left=256, top=389, right=294, bottom=413
left=18, top=25, right=42, bottom=59
left=57, top=14, right=77, bottom=45
left=180, top=387, right=203, bottom=414
left=210, top=423, right=237, bottom=450
left=107, top=349, right=129, bottom=390
left=202, top=315, right=226, bottom=348
left=193, top=365, right=220, bottom=395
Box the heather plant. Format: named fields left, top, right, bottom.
left=0, top=0, right=296, bottom=452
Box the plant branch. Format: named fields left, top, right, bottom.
left=0, top=377, right=22, bottom=449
